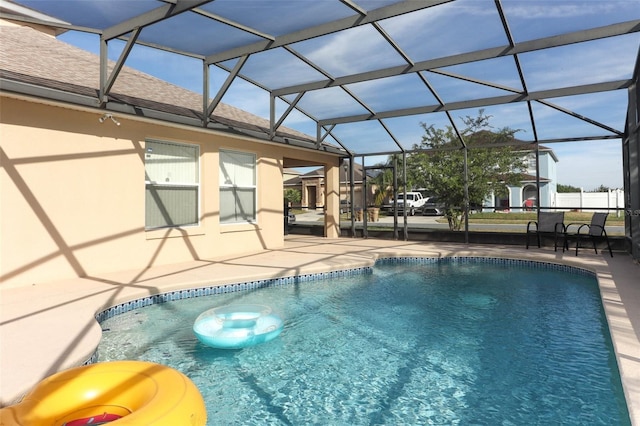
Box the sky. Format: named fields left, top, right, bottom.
left=50, top=0, right=640, bottom=191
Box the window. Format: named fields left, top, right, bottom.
left=145, top=140, right=199, bottom=229
left=526, top=153, right=536, bottom=172
left=219, top=150, right=256, bottom=224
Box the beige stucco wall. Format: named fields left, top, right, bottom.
left=0, top=96, right=341, bottom=287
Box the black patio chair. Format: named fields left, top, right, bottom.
left=526, top=211, right=565, bottom=251
left=563, top=212, right=613, bottom=257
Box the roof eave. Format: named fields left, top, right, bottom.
left=0, top=78, right=346, bottom=155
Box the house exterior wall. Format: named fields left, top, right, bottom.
left=0, top=96, right=340, bottom=287
left=485, top=149, right=558, bottom=211
left=514, top=150, right=558, bottom=210
left=537, top=150, right=558, bottom=208
left=288, top=179, right=366, bottom=210
left=346, top=185, right=366, bottom=210
left=507, top=181, right=553, bottom=211
left=301, top=177, right=323, bottom=210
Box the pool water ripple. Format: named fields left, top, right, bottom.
left=98, top=260, right=629, bottom=425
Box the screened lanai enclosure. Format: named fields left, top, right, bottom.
left=1, top=0, right=639, bottom=258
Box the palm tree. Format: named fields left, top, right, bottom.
left=369, top=154, right=406, bottom=207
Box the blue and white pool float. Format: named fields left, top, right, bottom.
left=193, top=304, right=284, bottom=349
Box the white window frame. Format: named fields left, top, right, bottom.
left=144, top=139, right=200, bottom=230
left=219, top=149, right=257, bottom=224
left=526, top=153, right=536, bottom=172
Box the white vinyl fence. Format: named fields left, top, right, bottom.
left=554, top=189, right=624, bottom=215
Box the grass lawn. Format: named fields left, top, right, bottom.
left=298, top=209, right=625, bottom=229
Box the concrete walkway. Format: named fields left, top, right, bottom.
left=1, top=236, right=639, bottom=423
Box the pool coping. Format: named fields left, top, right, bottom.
left=1, top=237, right=639, bottom=424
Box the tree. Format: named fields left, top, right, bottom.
left=369, top=154, right=405, bottom=206
left=407, top=111, right=526, bottom=230
left=284, top=188, right=301, bottom=204
left=557, top=183, right=581, bottom=193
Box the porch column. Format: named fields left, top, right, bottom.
left=324, top=163, right=340, bottom=238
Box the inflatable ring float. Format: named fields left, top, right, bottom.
left=0, top=360, right=206, bottom=425
left=193, top=304, right=284, bottom=349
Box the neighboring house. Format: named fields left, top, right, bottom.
left=478, top=143, right=558, bottom=212
left=284, top=161, right=367, bottom=210
left=424, top=130, right=560, bottom=212
left=283, top=168, right=302, bottom=183
left=0, top=17, right=343, bottom=287
left=282, top=142, right=559, bottom=214
left=494, top=145, right=558, bottom=212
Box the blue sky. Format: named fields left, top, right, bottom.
left=54, top=0, right=640, bottom=190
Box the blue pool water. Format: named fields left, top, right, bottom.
left=97, top=259, right=629, bottom=425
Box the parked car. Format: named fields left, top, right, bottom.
left=421, top=198, right=483, bottom=215
left=393, top=192, right=427, bottom=216
left=421, top=197, right=445, bottom=216
left=288, top=212, right=296, bottom=223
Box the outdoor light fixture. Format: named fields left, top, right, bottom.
left=98, top=113, right=120, bottom=126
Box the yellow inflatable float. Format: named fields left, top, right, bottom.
left=0, top=360, right=207, bottom=425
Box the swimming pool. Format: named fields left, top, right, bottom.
left=97, top=258, right=630, bottom=425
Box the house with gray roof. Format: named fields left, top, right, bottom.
left=284, top=161, right=367, bottom=211
left=496, top=144, right=559, bottom=212
left=0, top=15, right=343, bottom=288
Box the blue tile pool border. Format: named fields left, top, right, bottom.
left=86, top=256, right=595, bottom=365
left=375, top=256, right=595, bottom=277
left=93, top=266, right=372, bottom=325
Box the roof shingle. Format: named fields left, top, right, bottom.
left=0, top=25, right=313, bottom=142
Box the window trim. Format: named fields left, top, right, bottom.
left=219, top=149, right=257, bottom=225
left=144, top=139, right=201, bottom=230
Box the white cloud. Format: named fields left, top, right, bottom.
left=220, top=79, right=271, bottom=118
left=299, top=25, right=403, bottom=77
left=56, top=4, right=634, bottom=170
left=504, top=1, right=618, bottom=19
left=520, top=34, right=639, bottom=91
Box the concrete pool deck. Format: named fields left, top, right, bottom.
left=1, top=236, right=639, bottom=423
